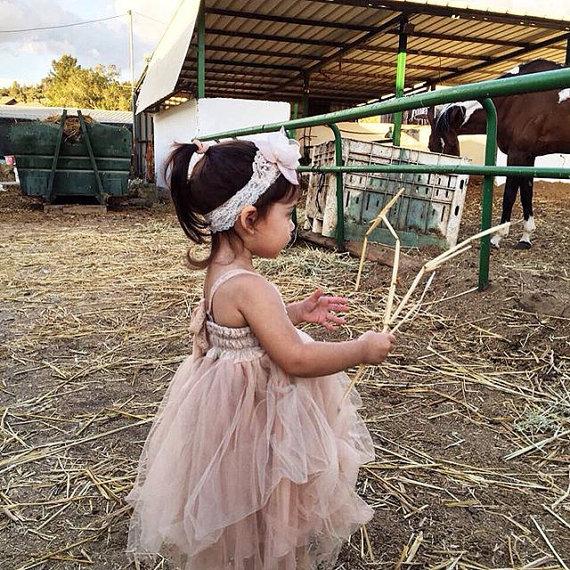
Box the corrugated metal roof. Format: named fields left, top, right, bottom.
left=392, top=1, right=570, bottom=23
left=0, top=105, right=132, bottom=124
left=136, top=0, right=570, bottom=111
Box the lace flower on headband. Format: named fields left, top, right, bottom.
left=204, top=128, right=301, bottom=233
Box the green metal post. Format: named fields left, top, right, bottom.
left=78, top=110, right=105, bottom=205
left=478, top=98, right=498, bottom=291
left=328, top=123, right=345, bottom=249
left=392, top=17, right=408, bottom=147
left=287, top=102, right=299, bottom=139
left=288, top=102, right=299, bottom=229
left=302, top=73, right=310, bottom=118
left=47, top=109, right=67, bottom=203
left=197, top=1, right=205, bottom=98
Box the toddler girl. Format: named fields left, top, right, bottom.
left=125, top=129, right=396, bottom=569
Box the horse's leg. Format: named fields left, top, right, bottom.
left=515, top=159, right=535, bottom=249
left=490, top=174, right=518, bottom=249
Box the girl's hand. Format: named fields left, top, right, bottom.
left=358, top=331, right=397, bottom=364
left=294, top=289, right=349, bottom=331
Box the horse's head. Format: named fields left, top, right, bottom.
left=427, top=107, right=443, bottom=152
left=427, top=104, right=466, bottom=157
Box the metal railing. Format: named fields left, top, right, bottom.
left=199, top=67, right=570, bottom=290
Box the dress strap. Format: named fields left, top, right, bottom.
left=207, top=269, right=259, bottom=315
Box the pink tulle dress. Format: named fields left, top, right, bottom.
left=125, top=269, right=374, bottom=569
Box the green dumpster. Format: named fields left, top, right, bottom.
left=8, top=110, right=132, bottom=204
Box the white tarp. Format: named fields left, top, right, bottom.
left=136, top=0, right=200, bottom=114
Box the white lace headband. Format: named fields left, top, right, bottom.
left=195, top=128, right=301, bottom=234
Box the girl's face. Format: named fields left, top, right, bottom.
left=252, top=198, right=297, bottom=258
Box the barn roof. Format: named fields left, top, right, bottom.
left=0, top=105, right=132, bottom=125
left=136, top=0, right=570, bottom=112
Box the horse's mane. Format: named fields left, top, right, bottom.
left=434, top=105, right=455, bottom=136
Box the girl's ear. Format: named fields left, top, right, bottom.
left=237, top=206, right=258, bottom=235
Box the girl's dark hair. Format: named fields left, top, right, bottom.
left=165, top=140, right=298, bottom=269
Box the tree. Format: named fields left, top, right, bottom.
left=2, top=81, right=45, bottom=105
left=42, top=55, right=131, bottom=110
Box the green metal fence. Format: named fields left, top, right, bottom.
left=199, top=67, right=570, bottom=290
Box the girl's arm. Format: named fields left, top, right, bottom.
left=285, top=301, right=304, bottom=325
left=236, top=275, right=394, bottom=378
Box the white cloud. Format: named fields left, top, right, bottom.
left=0, top=0, right=175, bottom=84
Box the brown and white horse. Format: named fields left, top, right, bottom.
left=428, top=60, right=570, bottom=249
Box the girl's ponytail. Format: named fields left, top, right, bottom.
left=166, top=143, right=210, bottom=245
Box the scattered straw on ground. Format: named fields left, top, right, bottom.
left=0, top=182, right=568, bottom=569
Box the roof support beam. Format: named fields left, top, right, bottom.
left=268, top=12, right=404, bottom=97
left=204, top=7, right=384, bottom=33
left=206, top=25, right=532, bottom=52
left=181, top=66, right=430, bottom=86
left=327, top=58, right=458, bottom=72
left=205, top=27, right=345, bottom=48
left=200, top=45, right=461, bottom=71
left=435, top=31, right=570, bottom=84
left=180, top=74, right=296, bottom=88
left=184, top=68, right=294, bottom=80
left=310, top=0, right=570, bottom=31
left=182, top=64, right=427, bottom=83
left=203, top=85, right=380, bottom=103
left=361, top=45, right=490, bottom=62
left=202, top=42, right=490, bottom=63
left=205, top=46, right=319, bottom=61
left=202, top=58, right=304, bottom=72
left=183, top=75, right=392, bottom=92
left=386, top=29, right=529, bottom=48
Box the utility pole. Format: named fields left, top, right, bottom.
left=127, top=9, right=137, bottom=173
left=128, top=10, right=135, bottom=112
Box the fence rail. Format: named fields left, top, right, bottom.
left=199, top=67, right=570, bottom=289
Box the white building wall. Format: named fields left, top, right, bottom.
left=153, top=98, right=290, bottom=187
left=153, top=99, right=198, bottom=188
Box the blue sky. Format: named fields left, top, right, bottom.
left=0, top=0, right=180, bottom=88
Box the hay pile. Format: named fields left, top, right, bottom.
left=44, top=114, right=95, bottom=142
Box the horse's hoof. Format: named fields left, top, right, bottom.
left=515, top=240, right=532, bottom=250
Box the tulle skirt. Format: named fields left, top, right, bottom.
left=125, top=335, right=375, bottom=569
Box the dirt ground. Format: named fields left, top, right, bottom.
left=0, top=177, right=568, bottom=569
